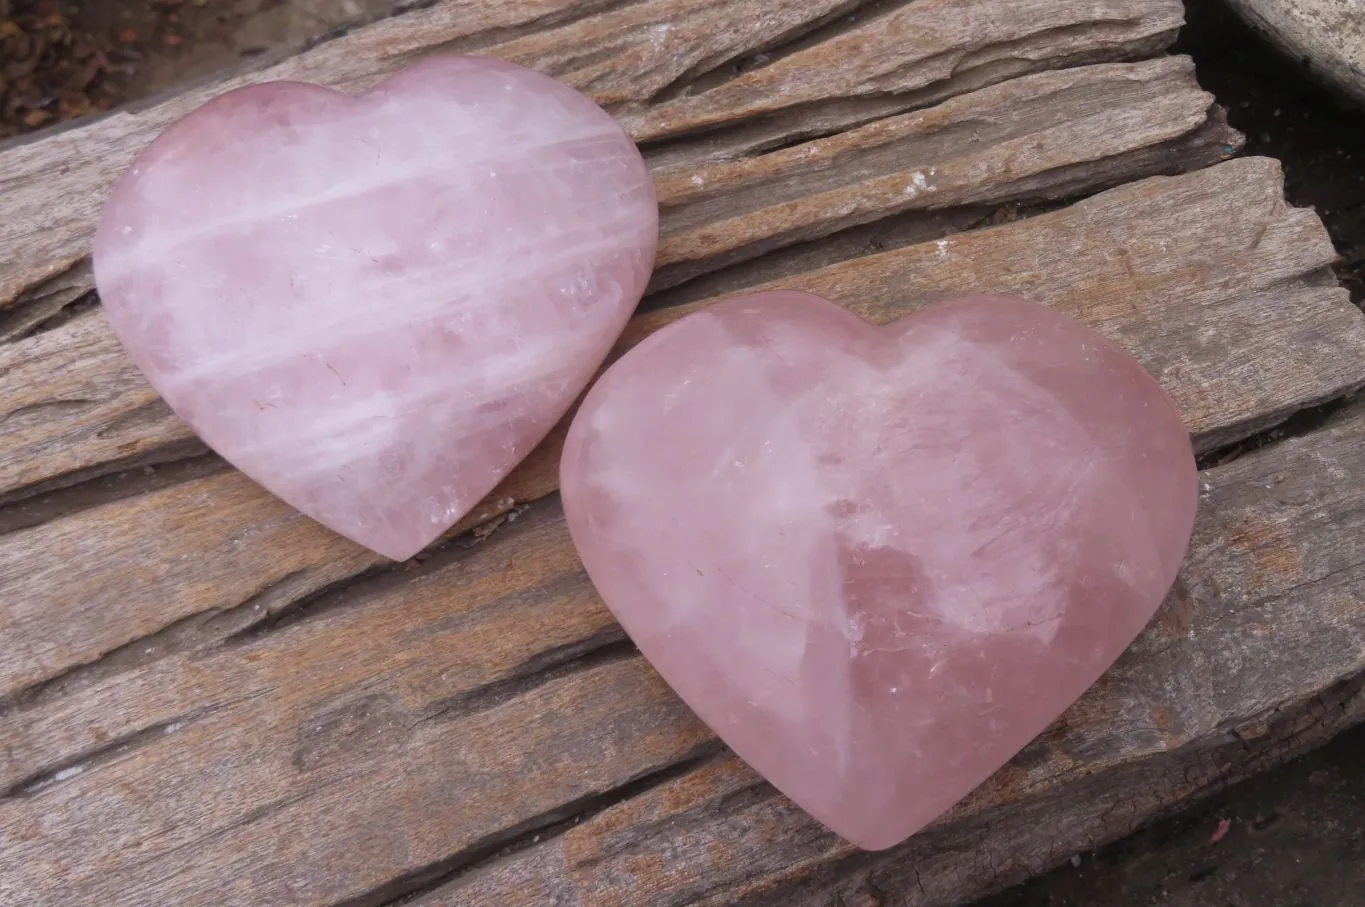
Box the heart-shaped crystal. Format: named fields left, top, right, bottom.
left=561, top=290, right=1198, bottom=849
left=93, top=56, right=658, bottom=559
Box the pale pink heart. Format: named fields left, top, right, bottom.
left=93, top=56, right=658, bottom=560
left=561, top=291, right=1198, bottom=850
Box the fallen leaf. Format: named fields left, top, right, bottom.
left=1210, top=817, right=1232, bottom=843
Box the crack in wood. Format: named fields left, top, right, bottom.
left=0, top=570, right=313, bottom=714
left=0, top=450, right=224, bottom=534
left=634, top=14, right=1182, bottom=150
left=648, top=0, right=906, bottom=106
left=0, top=262, right=94, bottom=341
left=295, top=0, right=448, bottom=53
left=415, top=0, right=662, bottom=66
left=0, top=710, right=211, bottom=800
left=414, top=635, right=636, bottom=728
left=222, top=498, right=546, bottom=648
left=0, top=397, right=99, bottom=425
left=0, top=489, right=545, bottom=714
left=654, top=62, right=1231, bottom=241
left=642, top=203, right=1038, bottom=309
left=649, top=121, right=1236, bottom=295
left=217, top=561, right=406, bottom=649
left=1197, top=392, right=1359, bottom=468
left=507, top=623, right=632, bottom=679
left=121, top=783, right=323, bottom=874
left=345, top=741, right=729, bottom=907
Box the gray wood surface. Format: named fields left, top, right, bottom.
left=428, top=401, right=1365, bottom=904
left=1, top=1, right=1363, bottom=905
left=0, top=55, right=1236, bottom=504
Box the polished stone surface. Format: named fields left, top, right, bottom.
left=94, top=55, right=657, bottom=560
left=561, top=290, right=1199, bottom=849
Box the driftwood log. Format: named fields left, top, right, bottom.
left=1, top=1, right=1364, bottom=905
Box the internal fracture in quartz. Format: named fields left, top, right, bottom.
left=560, top=291, right=1199, bottom=850
left=92, top=56, right=658, bottom=560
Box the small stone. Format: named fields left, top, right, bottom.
left=94, top=56, right=657, bottom=560
left=561, top=291, right=1198, bottom=850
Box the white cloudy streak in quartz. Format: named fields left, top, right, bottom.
left=94, top=56, right=658, bottom=559
left=561, top=291, right=1199, bottom=850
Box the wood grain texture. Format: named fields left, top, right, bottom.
left=4, top=157, right=1363, bottom=712
left=427, top=677, right=1365, bottom=907
left=0, top=55, right=1235, bottom=502
left=2, top=395, right=1362, bottom=907
left=3, top=1, right=1364, bottom=904
left=650, top=57, right=1230, bottom=288
left=448, top=400, right=1365, bottom=907
left=0, top=308, right=202, bottom=503
left=0, top=0, right=1191, bottom=320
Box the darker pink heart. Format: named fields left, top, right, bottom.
left=561, top=290, right=1198, bottom=849
left=94, top=56, right=658, bottom=559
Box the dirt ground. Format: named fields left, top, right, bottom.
left=0, top=0, right=394, bottom=138
left=2, top=0, right=1362, bottom=904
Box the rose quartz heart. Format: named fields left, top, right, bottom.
left=93, top=56, right=657, bottom=560
left=561, top=291, right=1198, bottom=850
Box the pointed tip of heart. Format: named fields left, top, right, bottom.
left=319, top=498, right=464, bottom=561
left=367, top=537, right=430, bottom=564
left=299, top=513, right=437, bottom=563
left=844, top=830, right=910, bottom=852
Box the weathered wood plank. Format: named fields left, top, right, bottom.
left=650, top=57, right=1229, bottom=288
left=0, top=309, right=205, bottom=501
left=623, top=0, right=1183, bottom=143
left=4, top=158, right=1362, bottom=709
left=0, top=56, right=1233, bottom=502
left=0, top=501, right=708, bottom=904
left=0, top=0, right=1187, bottom=323
left=1, top=2, right=1361, bottom=904
left=2, top=386, right=1362, bottom=907
left=430, top=676, right=1365, bottom=907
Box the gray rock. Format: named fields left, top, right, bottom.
left=1226, top=0, right=1365, bottom=104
